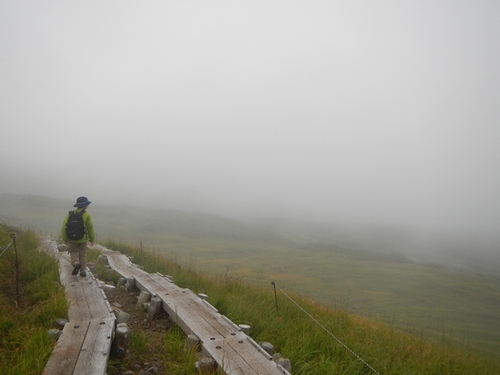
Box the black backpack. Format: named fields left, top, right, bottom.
left=65, top=210, right=86, bottom=240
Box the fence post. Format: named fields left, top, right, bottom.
left=11, top=234, right=20, bottom=308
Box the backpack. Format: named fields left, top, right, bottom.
left=65, top=210, right=86, bottom=240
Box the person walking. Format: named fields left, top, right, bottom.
left=61, top=196, right=95, bottom=277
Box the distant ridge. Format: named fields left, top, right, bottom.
left=0, top=193, right=280, bottom=243
left=1, top=193, right=500, bottom=275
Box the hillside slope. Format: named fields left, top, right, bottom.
left=1, top=193, right=500, bottom=359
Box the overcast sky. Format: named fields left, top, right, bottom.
left=1, top=1, right=499, bottom=236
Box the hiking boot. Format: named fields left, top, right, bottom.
left=80, top=271, right=87, bottom=277
left=71, top=263, right=81, bottom=275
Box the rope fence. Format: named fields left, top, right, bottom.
left=101, top=243, right=382, bottom=373
left=272, top=281, right=381, bottom=375
left=0, top=239, right=14, bottom=258
left=0, top=234, right=20, bottom=307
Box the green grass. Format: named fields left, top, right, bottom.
left=2, top=194, right=500, bottom=365
left=120, top=236, right=500, bottom=358
left=101, top=239, right=500, bottom=374
left=1, top=223, right=499, bottom=374
left=0, top=225, right=68, bottom=375
left=161, top=327, right=201, bottom=375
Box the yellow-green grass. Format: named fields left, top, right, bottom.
left=115, top=236, right=500, bottom=358
left=3, top=194, right=499, bottom=362
left=100, top=240, right=500, bottom=375
left=0, top=225, right=67, bottom=375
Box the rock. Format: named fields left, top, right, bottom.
left=57, top=244, right=68, bottom=252
left=145, top=364, right=159, bottom=372
left=276, top=357, right=292, bottom=372
left=117, top=311, right=131, bottom=324
left=97, top=254, right=108, bottom=264
left=102, top=284, right=117, bottom=299
left=54, top=318, right=68, bottom=328
left=259, top=341, right=274, bottom=355
left=47, top=329, right=62, bottom=339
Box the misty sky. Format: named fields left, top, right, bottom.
left=1, top=1, right=499, bottom=236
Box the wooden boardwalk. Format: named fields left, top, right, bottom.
left=99, top=245, right=291, bottom=375
left=42, top=239, right=115, bottom=375
left=42, top=240, right=291, bottom=375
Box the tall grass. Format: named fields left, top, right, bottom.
left=3, top=194, right=500, bottom=360
left=0, top=225, right=68, bottom=375
left=101, top=239, right=500, bottom=375
left=161, top=327, right=201, bottom=375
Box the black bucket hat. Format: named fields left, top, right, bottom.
left=74, top=196, right=92, bottom=207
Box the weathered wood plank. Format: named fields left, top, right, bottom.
left=81, top=278, right=115, bottom=319
left=202, top=338, right=259, bottom=375
left=58, top=253, right=75, bottom=283
left=43, top=240, right=116, bottom=375
left=179, top=292, right=238, bottom=336
left=65, top=279, right=93, bottom=322
left=58, top=250, right=114, bottom=321
left=43, top=241, right=290, bottom=375
left=72, top=317, right=115, bottom=375
left=138, top=276, right=223, bottom=338
left=42, top=320, right=90, bottom=375
left=137, top=280, right=262, bottom=374
left=99, top=246, right=291, bottom=375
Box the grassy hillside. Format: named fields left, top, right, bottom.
left=1, top=193, right=500, bottom=359
left=2, top=226, right=500, bottom=374
left=99, top=240, right=500, bottom=374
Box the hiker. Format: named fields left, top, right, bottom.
left=61, top=196, right=95, bottom=277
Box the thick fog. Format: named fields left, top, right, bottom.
left=1, top=1, right=500, bottom=239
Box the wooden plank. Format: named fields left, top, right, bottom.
left=178, top=292, right=237, bottom=336
left=42, top=320, right=90, bottom=375
left=44, top=241, right=290, bottom=375
left=43, top=240, right=116, bottom=375
left=202, top=338, right=259, bottom=375
left=197, top=323, right=284, bottom=375
left=58, top=253, right=74, bottom=283
left=147, top=286, right=257, bottom=374
left=66, top=280, right=93, bottom=322
left=230, top=335, right=286, bottom=374
left=79, top=278, right=115, bottom=319
left=58, top=251, right=114, bottom=321
left=164, top=291, right=226, bottom=340
left=103, top=252, right=231, bottom=339
left=201, top=334, right=286, bottom=375
left=149, top=280, right=243, bottom=341
left=128, top=272, right=208, bottom=335
left=99, top=246, right=291, bottom=375
left=73, top=318, right=115, bottom=375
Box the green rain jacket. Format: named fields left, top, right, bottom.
left=61, top=208, right=95, bottom=243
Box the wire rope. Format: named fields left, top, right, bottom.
left=0, top=240, right=13, bottom=258
left=272, top=282, right=381, bottom=375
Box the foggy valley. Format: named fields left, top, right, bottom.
left=2, top=2, right=500, bottom=369
left=1, top=1, right=499, bottom=254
